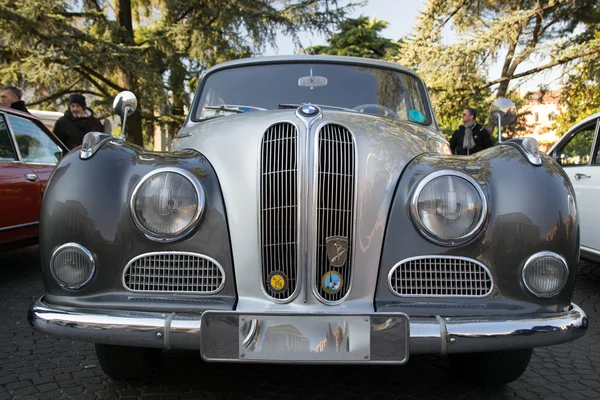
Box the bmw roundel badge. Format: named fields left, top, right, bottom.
left=299, top=104, right=319, bottom=117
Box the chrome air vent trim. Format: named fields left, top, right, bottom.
left=258, top=122, right=301, bottom=302
left=123, top=252, right=225, bottom=294
left=312, top=122, right=357, bottom=305
left=388, top=256, right=493, bottom=298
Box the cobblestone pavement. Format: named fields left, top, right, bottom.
left=1, top=246, right=599, bottom=400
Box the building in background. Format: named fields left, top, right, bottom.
left=519, top=89, right=563, bottom=152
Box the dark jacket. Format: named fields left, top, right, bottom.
left=449, top=122, right=493, bottom=155
left=53, top=109, right=104, bottom=150
left=10, top=100, right=29, bottom=114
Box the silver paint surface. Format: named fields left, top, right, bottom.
left=172, top=110, right=446, bottom=311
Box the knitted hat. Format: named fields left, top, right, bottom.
left=69, top=94, right=87, bottom=109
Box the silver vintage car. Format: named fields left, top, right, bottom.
left=29, top=56, right=587, bottom=385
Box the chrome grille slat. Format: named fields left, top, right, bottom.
left=123, top=252, right=225, bottom=293
left=260, top=123, right=298, bottom=300
left=389, top=257, right=493, bottom=297
left=315, top=124, right=356, bottom=302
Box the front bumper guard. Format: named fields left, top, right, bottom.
left=28, top=297, right=588, bottom=362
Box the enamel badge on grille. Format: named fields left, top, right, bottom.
left=326, top=236, right=348, bottom=267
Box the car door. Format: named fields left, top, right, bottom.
left=0, top=113, right=42, bottom=246
left=5, top=113, right=64, bottom=196
left=552, top=117, right=600, bottom=259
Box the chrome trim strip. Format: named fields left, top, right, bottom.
left=387, top=255, right=494, bottom=298
left=0, top=221, right=39, bottom=232
left=294, top=108, right=322, bottom=304
left=581, top=246, right=600, bottom=256
left=410, top=170, right=488, bottom=246
left=257, top=121, right=301, bottom=303
left=121, top=251, right=226, bottom=294
left=129, top=167, right=206, bottom=243
left=29, top=297, right=588, bottom=356
left=49, top=243, right=96, bottom=290
left=311, top=121, right=358, bottom=305
left=500, top=140, right=542, bottom=166
left=521, top=251, right=569, bottom=298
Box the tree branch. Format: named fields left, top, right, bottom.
left=75, top=66, right=125, bottom=93
left=478, top=47, right=600, bottom=90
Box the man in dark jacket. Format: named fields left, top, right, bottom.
left=1, top=86, right=29, bottom=113
left=449, top=108, right=493, bottom=155
left=53, top=94, right=104, bottom=150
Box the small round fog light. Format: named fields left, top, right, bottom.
left=522, top=252, right=568, bottom=298
left=50, top=243, right=95, bottom=289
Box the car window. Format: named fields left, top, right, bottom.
left=0, top=114, right=17, bottom=161
left=556, top=123, right=597, bottom=166
left=6, top=114, right=63, bottom=164
left=194, top=63, right=432, bottom=125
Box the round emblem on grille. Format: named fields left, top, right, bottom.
left=267, top=271, right=288, bottom=293
left=321, top=271, right=343, bottom=294
left=299, top=104, right=319, bottom=116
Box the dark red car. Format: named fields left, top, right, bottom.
left=0, top=106, right=67, bottom=251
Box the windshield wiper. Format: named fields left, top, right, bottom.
left=278, top=103, right=300, bottom=109
left=203, top=105, right=245, bottom=114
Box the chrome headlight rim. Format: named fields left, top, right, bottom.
left=521, top=251, right=569, bottom=298
left=130, top=167, right=205, bottom=242
left=50, top=242, right=96, bottom=290
left=410, top=170, right=488, bottom=246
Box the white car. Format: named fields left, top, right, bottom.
left=548, top=113, right=600, bottom=262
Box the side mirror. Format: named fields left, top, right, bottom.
left=489, top=98, right=516, bottom=143
left=112, top=91, right=138, bottom=140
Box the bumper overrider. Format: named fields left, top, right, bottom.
left=29, top=297, right=587, bottom=363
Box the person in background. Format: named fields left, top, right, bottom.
left=53, top=94, right=104, bottom=150
left=1, top=86, right=29, bottom=113
left=449, top=107, right=493, bottom=155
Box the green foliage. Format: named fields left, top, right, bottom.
left=391, top=0, right=600, bottom=139
left=305, top=16, right=399, bottom=59
left=0, top=0, right=357, bottom=145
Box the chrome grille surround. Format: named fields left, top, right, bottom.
left=123, top=252, right=225, bottom=293
left=313, top=123, right=357, bottom=304
left=388, top=256, right=493, bottom=297
left=259, top=122, right=300, bottom=302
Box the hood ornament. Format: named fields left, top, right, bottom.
left=326, top=236, right=349, bottom=267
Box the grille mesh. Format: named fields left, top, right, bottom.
left=260, top=123, right=298, bottom=300
left=389, top=257, right=493, bottom=297
left=315, top=124, right=356, bottom=302
left=123, top=252, right=224, bottom=293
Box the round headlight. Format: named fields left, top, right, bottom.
left=411, top=171, right=487, bottom=245
left=131, top=168, right=205, bottom=241
left=522, top=252, right=568, bottom=298
left=50, top=243, right=95, bottom=289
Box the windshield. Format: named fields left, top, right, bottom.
left=193, top=63, right=432, bottom=125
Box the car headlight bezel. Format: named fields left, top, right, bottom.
left=410, top=170, right=488, bottom=246
left=521, top=251, right=569, bottom=298
left=130, top=167, right=205, bottom=242
left=50, top=243, right=96, bottom=290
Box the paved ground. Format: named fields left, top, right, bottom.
left=0, top=245, right=598, bottom=400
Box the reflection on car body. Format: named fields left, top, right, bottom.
left=28, top=56, right=587, bottom=386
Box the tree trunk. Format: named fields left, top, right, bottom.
left=167, top=57, right=187, bottom=147
left=116, top=0, right=144, bottom=146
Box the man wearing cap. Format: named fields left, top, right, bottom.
left=53, top=94, right=104, bottom=150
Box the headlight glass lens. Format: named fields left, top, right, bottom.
left=132, top=170, right=203, bottom=239
left=414, top=173, right=485, bottom=242
left=523, top=253, right=568, bottom=297
left=51, top=243, right=95, bottom=289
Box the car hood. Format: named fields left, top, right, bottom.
left=171, top=109, right=448, bottom=309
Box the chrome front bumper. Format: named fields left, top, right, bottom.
left=28, top=297, right=588, bottom=363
